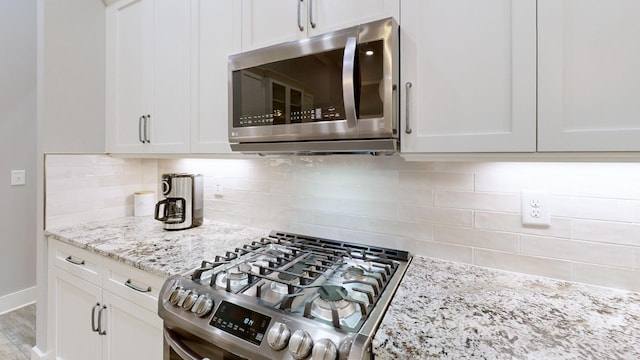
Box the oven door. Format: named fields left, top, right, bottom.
left=228, top=18, right=397, bottom=150
left=163, top=327, right=247, bottom=360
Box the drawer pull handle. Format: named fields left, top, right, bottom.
left=65, top=256, right=85, bottom=266
left=125, top=279, right=151, bottom=293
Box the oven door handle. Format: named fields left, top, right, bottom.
left=163, top=327, right=211, bottom=360
left=342, top=36, right=358, bottom=128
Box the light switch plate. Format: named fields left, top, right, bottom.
left=11, top=170, right=26, bottom=186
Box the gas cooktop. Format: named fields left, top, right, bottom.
left=159, top=230, right=411, bottom=360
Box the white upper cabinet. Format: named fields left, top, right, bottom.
left=400, top=0, right=537, bottom=153
left=191, top=0, right=241, bottom=153
left=106, top=0, right=191, bottom=154
left=538, top=0, right=640, bottom=152
left=241, top=0, right=398, bottom=51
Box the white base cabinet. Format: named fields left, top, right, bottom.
left=47, top=239, right=164, bottom=360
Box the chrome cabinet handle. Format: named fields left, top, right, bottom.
left=65, top=256, right=85, bottom=266
left=97, top=305, right=107, bottom=335
left=91, top=303, right=100, bottom=332
left=309, top=0, right=316, bottom=28
left=125, top=279, right=151, bottom=293
left=342, top=36, right=358, bottom=128
left=138, top=115, right=145, bottom=143
left=144, top=114, right=150, bottom=143
left=405, top=82, right=413, bottom=134
left=297, top=0, right=304, bottom=32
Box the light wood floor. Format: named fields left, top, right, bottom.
left=0, top=304, right=36, bottom=360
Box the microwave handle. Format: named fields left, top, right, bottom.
left=342, top=36, right=358, bottom=128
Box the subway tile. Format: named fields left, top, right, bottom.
left=225, top=178, right=270, bottom=192
left=435, top=191, right=520, bottom=213
left=433, top=225, right=519, bottom=252
left=412, top=240, right=473, bottom=264
left=399, top=205, right=473, bottom=227
left=397, top=188, right=434, bottom=206
left=474, top=249, right=572, bottom=280
left=550, top=196, right=637, bottom=222
left=520, top=235, right=635, bottom=268
left=572, top=263, right=640, bottom=292
left=332, top=228, right=418, bottom=254
left=635, top=249, right=640, bottom=270
left=572, top=220, right=640, bottom=247
left=399, top=171, right=474, bottom=191
left=475, top=212, right=572, bottom=238
left=313, top=212, right=433, bottom=240
left=292, top=196, right=398, bottom=219
left=475, top=162, right=640, bottom=199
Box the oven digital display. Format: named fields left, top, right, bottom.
left=210, top=301, right=271, bottom=346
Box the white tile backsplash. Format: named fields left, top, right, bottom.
left=45, top=155, right=640, bottom=292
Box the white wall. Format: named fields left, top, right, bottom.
left=0, top=0, right=37, bottom=302
left=42, top=0, right=105, bottom=153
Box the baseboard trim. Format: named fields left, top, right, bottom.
left=0, top=286, right=37, bottom=315
left=31, top=345, right=48, bottom=360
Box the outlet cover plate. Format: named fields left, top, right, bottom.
left=521, top=190, right=550, bottom=227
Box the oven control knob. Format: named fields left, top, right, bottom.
left=288, top=329, right=313, bottom=359
left=181, top=290, right=198, bottom=310
left=311, top=338, right=337, bottom=360
left=191, top=295, right=214, bottom=317
left=266, top=322, right=291, bottom=351
left=168, top=286, right=185, bottom=306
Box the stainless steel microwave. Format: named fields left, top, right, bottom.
left=228, top=17, right=399, bottom=154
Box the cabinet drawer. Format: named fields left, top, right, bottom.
left=102, top=258, right=166, bottom=313
left=49, top=238, right=102, bottom=285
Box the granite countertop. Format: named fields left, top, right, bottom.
left=374, top=256, right=640, bottom=359
left=47, top=217, right=640, bottom=359
left=45, top=216, right=267, bottom=278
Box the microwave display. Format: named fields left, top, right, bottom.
left=231, top=40, right=383, bottom=128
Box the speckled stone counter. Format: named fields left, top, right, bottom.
left=374, top=256, right=640, bottom=359
left=45, top=216, right=268, bottom=278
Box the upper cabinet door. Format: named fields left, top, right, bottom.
left=106, top=0, right=150, bottom=153
left=147, top=0, right=191, bottom=153
left=191, top=0, right=241, bottom=153
left=241, top=0, right=307, bottom=51
left=400, top=0, right=537, bottom=153
left=307, top=0, right=398, bottom=37
left=538, top=0, right=640, bottom=152
left=241, top=0, right=398, bottom=51
left=106, top=0, right=190, bottom=154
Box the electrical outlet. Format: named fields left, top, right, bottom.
left=214, top=178, right=223, bottom=197
left=521, top=190, right=550, bottom=227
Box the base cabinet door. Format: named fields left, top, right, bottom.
left=400, top=0, right=537, bottom=153
left=537, top=0, right=640, bottom=151
left=50, top=268, right=102, bottom=360
left=102, top=291, right=163, bottom=360
left=48, top=239, right=165, bottom=360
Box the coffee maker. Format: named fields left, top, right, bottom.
left=154, top=173, right=203, bottom=230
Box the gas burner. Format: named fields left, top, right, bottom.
left=270, top=280, right=294, bottom=294
left=215, top=264, right=252, bottom=291
left=309, top=286, right=359, bottom=325
left=342, top=266, right=367, bottom=282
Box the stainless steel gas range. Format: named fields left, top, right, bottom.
left=158, top=231, right=411, bottom=360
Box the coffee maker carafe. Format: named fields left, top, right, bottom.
left=154, top=173, right=203, bottom=230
